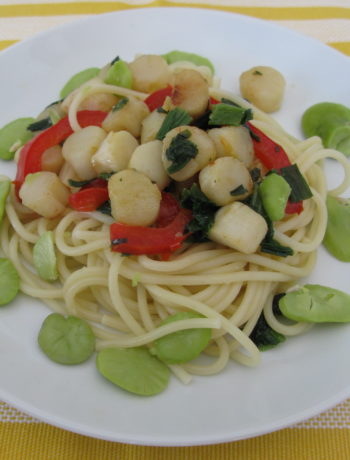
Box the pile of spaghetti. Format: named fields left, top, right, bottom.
left=1, top=52, right=350, bottom=386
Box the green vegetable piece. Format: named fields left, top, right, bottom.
left=180, top=184, right=218, bottom=241
left=301, top=102, right=350, bottom=157
left=323, top=195, right=350, bottom=262
left=60, top=67, right=100, bottom=99
left=38, top=313, right=95, bottom=364
left=209, top=103, right=251, bottom=126
left=250, top=313, right=285, bottom=351
left=96, top=347, right=170, bottom=396
left=162, top=50, right=215, bottom=74
left=279, top=284, right=350, bottom=323
left=33, top=231, right=59, bottom=281
left=259, top=173, right=291, bottom=221
left=0, top=258, right=20, bottom=306
left=156, top=107, right=192, bottom=141
left=0, top=118, right=35, bottom=160
left=165, top=129, right=198, bottom=174
left=104, top=60, right=133, bottom=88
left=0, top=179, right=11, bottom=224
left=151, top=311, right=212, bottom=364
left=280, top=164, right=313, bottom=203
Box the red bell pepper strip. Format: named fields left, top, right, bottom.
left=246, top=122, right=304, bottom=214
left=110, top=208, right=192, bottom=255
left=155, top=192, right=181, bottom=227
left=144, top=85, right=173, bottom=112
left=285, top=201, right=303, bottom=215
left=15, top=110, right=107, bottom=194
left=69, top=187, right=109, bottom=212
left=246, top=122, right=291, bottom=170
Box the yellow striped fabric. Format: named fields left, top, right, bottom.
left=0, top=1, right=350, bottom=458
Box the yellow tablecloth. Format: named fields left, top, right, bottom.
left=1, top=1, right=350, bottom=458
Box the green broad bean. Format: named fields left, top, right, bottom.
left=59, top=67, right=100, bottom=99
left=279, top=284, right=350, bottom=323
left=323, top=195, right=350, bottom=262
left=151, top=311, right=212, bottom=364
left=0, top=179, right=11, bottom=224
left=38, top=313, right=95, bottom=364
left=104, top=60, right=133, bottom=88
left=0, top=258, right=20, bottom=306
left=259, top=173, right=291, bottom=221
left=301, top=102, right=350, bottom=156
left=0, top=118, right=35, bottom=160
left=162, top=50, right=215, bottom=74
left=96, top=347, right=170, bottom=396
left=33, top=231, right=59, bottom=281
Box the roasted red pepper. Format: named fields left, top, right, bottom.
left=144, top=85, right=173, bottom=112
left=246, top=122, right=291, bottom=170
left=246, top=123, right=303, bottom=214
left=155, top=192, right=181, bottom=227
left=69, top=187, right=109, bottom=212
left=15, top=110, right=107, bottom=194
left=110, top=208, right=192, bottom=255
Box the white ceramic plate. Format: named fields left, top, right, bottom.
left=0, top=7, right=350, bottom=447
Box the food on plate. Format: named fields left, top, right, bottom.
left=239, top=65, right=286, bottom=113
left=301, top=102, right=350, bottom=157
left=1, top=50, right=350, bottom=396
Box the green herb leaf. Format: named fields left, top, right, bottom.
left=209, top=103, right=252, bottom=126
left=244, top=184, right=293, bottom=257
left=27, top=117, right=53, bottom=132
left=99, top=172, right=115, bottom=180
left=230, top=184, right=248, bottom=196
left=260, top=239, right=294, bottom=257
left=156, top=108, right=192, bottom=140
left=112, top=97, right=129, bottom=112
left=165, top=129, right=198, bottom=174
left=250, top=313, right=286, bottom=351
left=68, top=178, right=95, bottom=188
left=280, top=164, right=313, bottom=202
left=180, top=184, right=218, bottom=241
left=97, top=200, right=112, bottom=216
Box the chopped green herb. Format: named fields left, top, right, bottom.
left=250, top=167, right=261, bottom=183
left=97, top=200, right=112, bottom=216
left=99, top=171, right=115, bottom=180
left=156, top=108, right=192, bottom=140
left=68, top=178, right=95, bottom=188
left=112, top=97, right=129, bottom=112
left=209, top=103, right=252, bottom=126
left=110, top=55, right=120, bottom=65
left=157, top=107, right=168, bottom=114
left=165, top=129, right=198, bottom=174
left=260, top=239, right=294, bottom=257
left=244, top=184, right=293, bottom=257
left=230, top=184, right=248, bottom=196
left=253, top=70, right=263, bottom=76
left=250, top=313, right=286, bottom=351
left=280, top=164, right=313, bottom=203
left=180, top=184, right=218, bottom=241
left=27, top=117, right=53, bottom=132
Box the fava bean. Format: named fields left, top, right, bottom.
left=33, top=231, right=58, bottom=281
left=259, top=173, right=291, bottom=221
left=38, top=313, right=95, bottom=364
left=323, top=195, right=350, bottom=262
left=104, top=60, right=133, bottom=88
left=162, top=50, right=215, bottom=74
left=96, top=347, right=170, bottom=396
left=0, top=118, right=35, bottom=160
left=301, top=102, right=350, bottom=157
left=60, top=67, right=100, bottom=99
left=151, top=311, right=212, bottom=364
left=279, top=284, right=350, bottom=323
left=0, top=258, right=20, bottom=306
left=0, top=179, right=11, bottom=224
